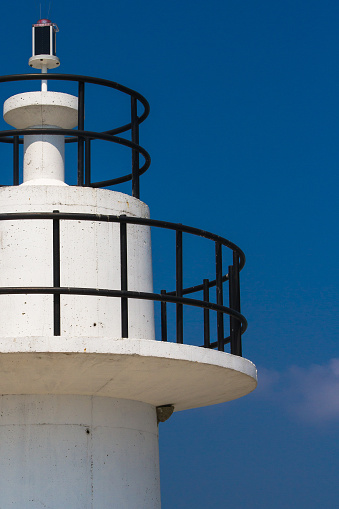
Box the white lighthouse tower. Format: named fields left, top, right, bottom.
left=0, top=19, right=257, bottom=508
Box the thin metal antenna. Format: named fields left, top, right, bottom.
left=40, top=3, right=41, bottom=19
left=34, top=0, right=39, bottom=16
left=41, top=64, right=48, bottom=92
left=47, top=1, right=52, bottom=19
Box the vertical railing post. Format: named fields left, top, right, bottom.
left=131, top=96, right=140, bottom=199
left=229, top=251, right=242, bottom=356
left=203, top=279, right=210, bottom=348
left=161, top=290, right=168, bottom=342
left=120, top=216, right=128, bottom=338
left=13, top=135, right=19, bottom=186
left=176, top=229, right=183, bottom=344
left=77, top=81, right=85, bottom=186
left=215, top=241, right=224, bottom=351
left=85, top=138, right=91, bottom=186
left=53, top=210, right=61, bottom=336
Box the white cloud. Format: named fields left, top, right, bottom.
left=254, top=367, right=281, bottom=398
left=255, top=359, right=339, bottom=424
left=287, top=359, right=339, bottom=423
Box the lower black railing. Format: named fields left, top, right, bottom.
left=0, top=212, right=247, bottom=356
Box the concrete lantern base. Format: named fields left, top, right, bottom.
left=3, top=91, right=78, bottom=185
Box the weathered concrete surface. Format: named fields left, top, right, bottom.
left=0, top=186, right=154, bottom=340
left=0, top=337, right=257, bottom=411
left=0, top=395, right=160, bottom=509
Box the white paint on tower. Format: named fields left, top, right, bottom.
left=0, top=17, right=257, bottom=508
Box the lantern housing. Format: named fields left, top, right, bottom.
left=29, top=19, right=60, bottom=70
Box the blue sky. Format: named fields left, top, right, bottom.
left=1, top=1, right=338, bottom=508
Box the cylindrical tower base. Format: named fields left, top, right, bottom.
left=0, top=186, right=155, bottom=340
left=0, top=395, right=161, bottom=508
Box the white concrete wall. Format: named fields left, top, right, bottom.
left=0, top=395, right=161, bottom=509
left=0, top=186, right=155, bottom=339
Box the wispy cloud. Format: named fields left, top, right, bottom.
left=255, top=359, right=339, bottom=425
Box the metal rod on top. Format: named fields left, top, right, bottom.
left=53, top=210, right=61, bottom=336
left=203, top=279, right=210, bottom=348
left=215, top=241, right=224, bottom=351
left=176, top=230, right=183, bottom=343
left=120, top=216, right=128, bottom=338
left=229, top=252, right=242, bottom=356
left=161, top=290, right=168, bottom=341
left=77, top=81, right=85, bottom=186
left=131, top=97, right=140, bottom=199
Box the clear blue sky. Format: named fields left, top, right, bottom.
left=1, top=1, right=338, bottom=508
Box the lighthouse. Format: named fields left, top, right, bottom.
left=0, top=19, right=257, bottom=508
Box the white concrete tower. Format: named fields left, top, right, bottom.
left=0, top=19, right=257, bottom=508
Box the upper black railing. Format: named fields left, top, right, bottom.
left=0, top=212, right=246, bottom=356
left=0, top=74, right=151, bottom=198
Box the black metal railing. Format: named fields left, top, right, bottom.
left=0, top=74, right=151, bottom=198
left=0, top=74, right=247, bottom=355
left=0, top=212, right=247, bottom=356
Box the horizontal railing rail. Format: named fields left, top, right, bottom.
left=0, top=129, right=151, bottom=187
left=0, top=212, right=246, bottom=356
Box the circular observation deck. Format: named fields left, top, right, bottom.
left=0, top=74, right=257, bottom=410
